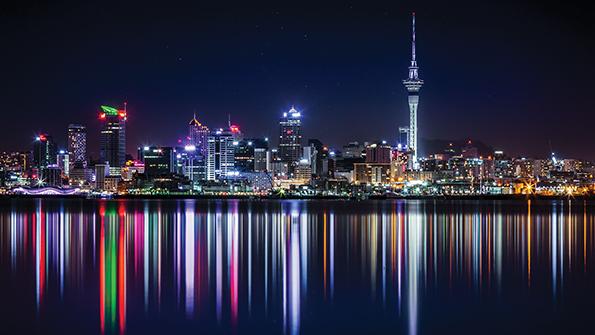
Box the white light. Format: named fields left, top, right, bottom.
left=35, top=137, right=40, bottom=141
left=248, top=141, right=253, bottom=146
left=330, top=151, right=336, bottom=156
left=233, top=141, right=239, bottom=146
left=265, top=137, right=269, bottom=141
left=184, top=144, right=196, bottom=152
left=382, top=140, right=387, bottom=144
left=176, top=154, right=182, bottom=159
left=59, top=150, right=65, bottom=154
left=144, top=146, right=150, bottom=151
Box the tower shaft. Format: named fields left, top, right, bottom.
left=403, top=12, right=423, bottom=166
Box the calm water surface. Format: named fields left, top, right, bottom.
left=1, top=198, right=594, bottom=334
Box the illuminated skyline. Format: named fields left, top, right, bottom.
left=1, top=2, right=594, bottom=159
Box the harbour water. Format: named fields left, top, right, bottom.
left=0, top=198, right=594, bottom=334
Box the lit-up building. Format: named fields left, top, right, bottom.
left=141, top=146, right=175, bottom=180
left=178, top=145, right=207, bottom=186
left=67, top=124, right=87, bottom=168
left=32, top=134, right=57, bottom=169
left=353, top=163, right=391, bottom=185
left=207, top=128, right=235, bottom=181
left=403, top=12, right=423, bottom=166
left=234, top=138, right=269, bottom=172
left=99, top=104, right=126, bottom=174
left=365, top=142, right=392, bottom=164
left=57, top=150, right=69, bottom=177
left=188, top=113, right=209, bottom=157
left=278, top=106, right=302, bottom=165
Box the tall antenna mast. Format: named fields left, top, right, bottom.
left=411, top=12, right=416, bottom=64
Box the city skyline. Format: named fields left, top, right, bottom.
left=1, top=1, right=594, bottom=160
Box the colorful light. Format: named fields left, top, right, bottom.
left=100, top=105, right=119, bottom=116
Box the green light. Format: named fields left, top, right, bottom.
left=101, top=105, right=119, bottom=116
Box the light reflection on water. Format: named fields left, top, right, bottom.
left=1, top=199, right=595, bottom=334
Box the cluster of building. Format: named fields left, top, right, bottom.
left=1, top=13, right=593, bottom=197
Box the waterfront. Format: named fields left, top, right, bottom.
left=1, top=199, right=595, bottom=334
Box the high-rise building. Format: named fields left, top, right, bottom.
left=403, top=12, right=423, bottom=166
left=234, top=138, right=269, bottom=172
left=207, top=128, right=235, bottom=181
left=188, top=113, right=209, bottom=157
left=32, top=134, right=57, bottom=169
left=99, top=104, right=127, bottom=174
left=142, top=146, right=175, bottom=180
left=57, top=150, right=70, bottom=176
left=179, top=144, right=207, bottom=187
left=95, top=164, right=108, bottom=191
left=365, top=142, right=392, bottom=164
left=278, top=106, right=302, bottom=165
left=67, top=124, right=87, bottom=168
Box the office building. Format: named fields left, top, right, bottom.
left=234, top=138, right=269, bottom=172
left=365, top=142, right=392, bottom=164
left=207, top=128, right=235, bottom=181
left=188, top=113, right=209, bottom=157
left=57, top=150, right=69, bottom=176
left=67, top=124, right=87, bottom=168
left=32, top=134, right=57, bottom=169
left=99, top=104, right=126, bottom=174
left=95, top=164, right=108, bottom=191
left=142, top=146, right=175, bottom=179
left=278, top=106, right=302, bottom=165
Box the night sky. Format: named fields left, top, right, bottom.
left=1, top=1, right=594, bottom=159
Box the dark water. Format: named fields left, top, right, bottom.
left=1, top=199, right=594, bottom=334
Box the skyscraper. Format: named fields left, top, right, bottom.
left=278, top=106, right=302, bottom=165
left=403, top=12, right=423, bottom=166
left=207, top=128, right=235, bottom=181
left=32, top=134, right=57, bottom=169
left=99, top=104, right=127, bottom=174
left=188, top=113, right=209, bottom=157
left=67, top=124, right=87, bottom=168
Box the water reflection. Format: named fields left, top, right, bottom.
left=1, top=199, right=595, bottom=334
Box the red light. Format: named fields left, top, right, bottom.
left=39, top=134, right=47, bottom=141
left=99, top=113, right=106, bottom=119
left=230, top=125, right=240, bottom=133
left=286, top=130, right=293, bottom=135
left=118, top=111, right=126, bottom=118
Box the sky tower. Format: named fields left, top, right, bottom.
left=403, top=12, right=423, bottom=166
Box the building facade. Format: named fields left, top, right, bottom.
left=278, top=106, right=302, bottom=165
left=188, top=114, right=209, bottom=157
left=207, top=128, right=235, bottom=181
left=32, top=134, right=57, bottom=169
left=67, top=124, right=87, bottom=168
left=99, top=105, right=126, bottom=174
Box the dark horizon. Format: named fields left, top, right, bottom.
left=1, top=1, right=594, bottom=160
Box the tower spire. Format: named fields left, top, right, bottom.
left=411, top=12, right=416, bottom=64
left=408, top=12, right=419, bottom=80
